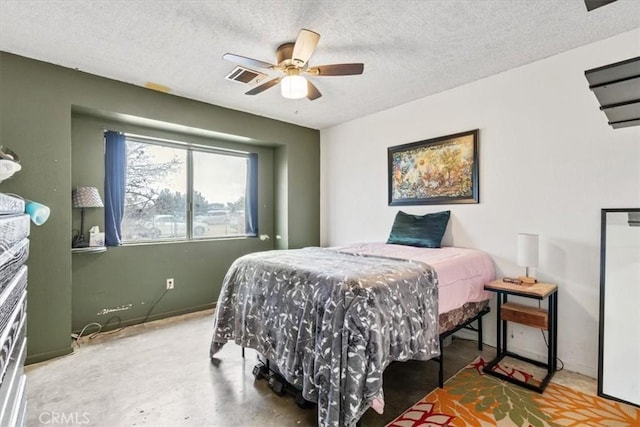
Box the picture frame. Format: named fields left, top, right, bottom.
left=388, top=129, right=479, bottom=206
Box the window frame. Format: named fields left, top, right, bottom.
left=122, top=133, right=251, bottom=244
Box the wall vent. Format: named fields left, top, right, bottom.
left=584, top=0, right=617, bottom=11
left=585, top=56, right=640, bottom=129
left=225, top=66, right=268, bottom=85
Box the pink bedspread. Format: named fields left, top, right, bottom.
left=335, top=242, right=495, bottom=314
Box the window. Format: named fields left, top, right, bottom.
left=117, top=134, right=253, bottom=243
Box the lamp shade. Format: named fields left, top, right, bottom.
left=517, top=233, right=539, bottom=268
left=72, top=186, right=104, bottom=208
left=281, top=75, right=308, bottom=99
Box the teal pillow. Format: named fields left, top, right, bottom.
left=387, top=210, right=451, bottom=248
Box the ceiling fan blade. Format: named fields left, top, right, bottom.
left=245, top=77, right=281, bottom=95
left=307, top=63, right=364, bottom=76
left=306, top=80, right=322, bottom=101
left=291, top=29, right=320, bottom=66
left=222, top=53, right=276, bottom=70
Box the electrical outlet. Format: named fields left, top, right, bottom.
left=166, top=278, right=174, bottom=290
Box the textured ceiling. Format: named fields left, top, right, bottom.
left=1, top=0, right=639, bottom=130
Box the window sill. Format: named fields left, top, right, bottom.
left=120, top=235, right=256, bottom=246
left=71, top=246, right=107, bottom=254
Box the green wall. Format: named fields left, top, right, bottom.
left=0, top=52, right=320, bottom=364
left=70, top=114, right=276, bottom=332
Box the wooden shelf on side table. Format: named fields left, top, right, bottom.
left=501, top=302, right=548, bottom=329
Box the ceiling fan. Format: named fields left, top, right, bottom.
left=222, top=29, right=364, bottom=101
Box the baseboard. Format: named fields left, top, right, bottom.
left=26, top=304, right=217, bottom=365
left=453, top=328, right=479, bottom=342
left=453, top=329, right=596, bottom=378
left=26, top=346, right=73, bottom=366
left=73, top=303, right=216, bottom=334
left=28, top=305, right=215, bottom=365
left=498, top=344, right=597, bottom=379
left=139, top=302, right=216, bottom=325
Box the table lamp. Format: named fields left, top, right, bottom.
left=517, top=233, right=539, bottom=284
left=72, top=186, right=103, bottom=247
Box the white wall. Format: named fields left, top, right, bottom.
left=320, top=29, right=640, bottom=377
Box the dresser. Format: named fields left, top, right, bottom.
left=0, top=193, right=28, bottom=426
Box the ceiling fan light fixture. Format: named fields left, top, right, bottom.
left=281, top=75, right=307, bottom=99
left=223, top=29, right=362, bottom=101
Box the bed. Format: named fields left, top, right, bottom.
left=209, top=242, right=495, bottom=427
left=336, top=242, right=495, bottom=387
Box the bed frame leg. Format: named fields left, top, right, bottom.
left=477, top=316, right=483, bottom=351
left=436, top=306, right=489, bottom=388
left=438, top=336, right=444, bottom=388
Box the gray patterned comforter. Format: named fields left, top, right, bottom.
left=210, top=247, right=439, bottom=427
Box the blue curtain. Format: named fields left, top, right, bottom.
left=104, top=131, right=126, bottom=246
left=245, top=153, right=258, bottom=236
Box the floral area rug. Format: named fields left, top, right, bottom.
left=386, top=357, right=639, bottom=426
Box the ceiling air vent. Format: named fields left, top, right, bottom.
left=584, top=0, right=617, bottom=11
left=585, top=56, right=640, bottom=129
left=225, top=66, right=268, bottom=85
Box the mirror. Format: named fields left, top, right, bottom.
left=598, top=208, right=640, bottom=407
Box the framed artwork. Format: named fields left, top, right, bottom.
left=388, top=129, right=479, bottom=205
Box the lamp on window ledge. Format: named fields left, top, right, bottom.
left=72, top=186, right=103, bottom=248
left=517, top=233, right=539, bottom=284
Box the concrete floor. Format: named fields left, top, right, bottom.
left=26, top=309, right=596, bottom=426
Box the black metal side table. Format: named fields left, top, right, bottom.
left=483, top=280, right=558, bottom=393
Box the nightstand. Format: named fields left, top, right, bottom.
left=483, top=280, right=558, bottom=393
